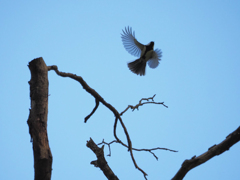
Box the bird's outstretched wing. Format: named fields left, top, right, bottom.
left=147, top=49, right=162, bottom=68
left=121, top=26, right=144, bottom=57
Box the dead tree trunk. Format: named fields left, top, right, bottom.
left=27, top=57, right=52, bottom=180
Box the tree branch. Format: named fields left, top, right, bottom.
left=120, top=94, right=168, bottom=116
left=171, top=126, right=240, bottom=180
left=87, top=138, right=119, bottom=180
left=98, top=139, right=178, bottom=160
left=85, top=99, right=99, bottom=123
left=48, top=65, right=147, bottom=178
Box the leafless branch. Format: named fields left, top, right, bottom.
left=120, top=94, right=168, bottom=116
left=85, top=99, right=99, bottom=123
left=98, top=139, right=178, bottom=160
left=87, top=138, right=119, bottom=180
left=171, top=126, right=240, bottom=180
left=98, top=140, right=116, bottom=156
left=48, top=65, right=148, bottom=179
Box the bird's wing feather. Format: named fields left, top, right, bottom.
left=121, top=27, right=144, bottom=57
left=147, top=49, right=162, bottom=68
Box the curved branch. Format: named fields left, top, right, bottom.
left=85, top=99, right=99, bottom=123
left=171, top=126, right=240, bottom=180
left=48, top=65, right=146, bottom=178
left=112, top=117, right=147, bottom=177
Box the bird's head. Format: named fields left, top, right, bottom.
left=150, top=41, right=154, bottom=48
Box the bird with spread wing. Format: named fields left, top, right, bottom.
left=121, top=27, right=162, bottom=76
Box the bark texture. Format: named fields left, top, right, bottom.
left=27, top=57, right=52, bottom=180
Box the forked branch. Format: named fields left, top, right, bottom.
left=87, top=138, right=119, bottom=180
left=120, top=94, right=168, bottom=116
left=48, top=65, right=148, bottom=179
left=98, top=139, right=177, bottom=160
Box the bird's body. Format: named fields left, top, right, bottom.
left=141, top=41, right=154, bottom=59
left=121, top=27, right=162, bottom=76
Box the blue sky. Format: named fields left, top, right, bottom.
left=1, top=1, right=240, bottom=180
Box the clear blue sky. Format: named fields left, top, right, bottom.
left=1, top=1, right=240, bottom=180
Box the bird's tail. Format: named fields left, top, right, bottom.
left=127, top=58, right=146, bottom=76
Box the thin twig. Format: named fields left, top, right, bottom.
left=98, top=140, right=178, bottom=160
left=120, top=94, right=168, bottom=116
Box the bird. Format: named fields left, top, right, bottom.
left=121, top=26, right=162, bottom=76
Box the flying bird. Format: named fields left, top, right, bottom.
left=121, top=27, right=162, bottom=76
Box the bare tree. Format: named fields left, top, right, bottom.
left=27, top=57, right=240, bottom=180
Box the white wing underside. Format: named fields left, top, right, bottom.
left=121, top=26, right=144, bottom=57
left=148, top=48, right=162, bottom=69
